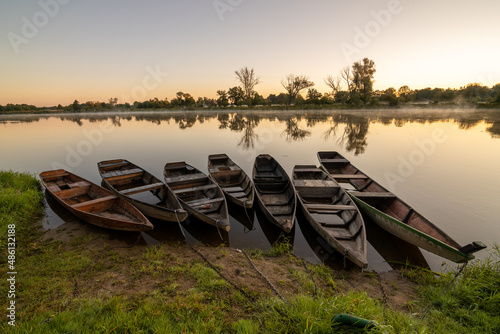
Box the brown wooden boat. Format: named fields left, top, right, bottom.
left=163, top=162, right=230, bottom=232
left=292, top=165, right=367, bottom=268
left=317, top=151, right=486, bottom=263
left=252, top=154, right=296, bottom=233
left=40, top=169, right=153, bottom=231
left=97, top=159, right=188, bottom=223
left=208, top=154, right=255, bottom=209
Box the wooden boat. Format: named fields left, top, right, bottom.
left=207, top=154, right=255, bottom=209
left=292, top=165, right=367, bottom=268
left=317, top=151, right=486, bottom=263
left=252, top=154, right=296, bottom=233
left=163, top=162, right=230, bottom=232
left=40, top=169, right=153, bottom=231
left=97, top=159, right=188, bottom=223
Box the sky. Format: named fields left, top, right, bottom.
left=1, top=0, right=499, bottom=107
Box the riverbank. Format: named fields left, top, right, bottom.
left=1, top=102, right=500, bottom=116
left=1, top=171, right=499, bottom=333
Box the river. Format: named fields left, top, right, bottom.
left=1, top=108, right=499, bottom=272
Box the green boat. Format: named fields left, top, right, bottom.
left=317, top=151, right=486, bottom=263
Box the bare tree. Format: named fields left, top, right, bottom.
left=235, top=67, right=260, bottom=104
left=340, top=66, right=353, bottom=92
left=281, top=74, right=314, bottom=107
left=324, top=75, right=342, bottom=95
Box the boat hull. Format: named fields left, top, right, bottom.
left=97, top=159, right=188, bottom=223
left=350, top=196, right=472, bottom=263
left=40, top=170, right=153, bottom=232
left=164, top=162, right=230, bottom=232
left=253, top=154, right=296, bottom=233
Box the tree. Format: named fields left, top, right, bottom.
left=306, top=88, right=322, bottom=104
left=228, top=86, right=245, bottom=105
left=235, top=67, right=260, bottom=105
left=340, top=66, right=353, bottom=92
left=351, top=58, right=376, bottom=103
left=324, top=75, right=341, bottom=95
left=281, top=74, right=314, bottom=107
left=216, top=90, right=229, bottom=107
left=108, top=97, right=118, bottom=107
left=72, top=100, right=81, bottom=111
left=396, top=86, right=415, bottom=103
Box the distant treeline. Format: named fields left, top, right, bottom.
left=2, top=59, right=500, bottom=113
left=2, top=83, right=499, bottom=114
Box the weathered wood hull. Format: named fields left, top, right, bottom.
left=164, top=162, right=230, bottom=232
left=208, top=153, right=255, bottom=209
left=252, top=154, right=296, bottom=233
left=40, top=169, right=153, bottom=232
left=317, top=151, right=480, bottom=263
left=97, top=159, right=188, bottom=223
left=293, top=165, right=367, bottom=268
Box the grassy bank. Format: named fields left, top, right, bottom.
left=1, top=171, right=499, bottom=333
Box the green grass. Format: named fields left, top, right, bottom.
left=417, top=245, right=500, bottom=333
left=1, top=170, right=499, bottom=333
left=0, top=171, right=44, bottom=248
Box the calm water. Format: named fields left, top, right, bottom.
left=1, top=109, right=499, bottom=272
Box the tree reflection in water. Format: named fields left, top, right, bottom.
left=322, top=114, right=369, bottom=155
left=282, top=117, right=311, bottom=142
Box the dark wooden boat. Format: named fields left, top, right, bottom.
left=292, top=165, right=367, bottom=268
left=317, top=151, right=486, bottom=263
left=163, top=162, right=230, bottom=232
left=252, top=154, right=296, bottom=233
left=97, top=159, right=188, bottom=223
left=207, top=153, right=255, bottom=209
left=40, top=169, right=153, bottom=231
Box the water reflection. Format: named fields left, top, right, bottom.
left=2, top=109, right=499, bottom=272
left=322, top=114, right=370, bottom=155
left=282, top=117, right=311, bottom=142
left=2, top=109, right=500, bottom=139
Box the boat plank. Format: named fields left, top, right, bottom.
left=185, top=197, right=224, bottom=207
left=305, top=204, right=357, bottom=211
left=120, top=182, right=164, bottom=195
left=101, top=168, right=143, bottom=179
left=329, top=174, right=367, bottom=179
left=173, top=184, right=217, bottom=194
left=349, top=191, right=396, bottom=198
left=71, top=195, right=118, bottom=210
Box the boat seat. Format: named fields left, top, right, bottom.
left=165, top=173, right=207, bottom=184
left=304, top=204, right=357, bottom=211
left=173, top=184, right=217, bottom=194
left=101, top=168, right=143, bottom=179
left=185, top=197, right=224, bottom=207
left=349, top=191, right=396, bottom=199
left=320, top=158, right=349, bottom=164
left=71, top=195, right=118, bottom=210
left=99, top=160, right=129, bottom=169
left=43, top=174, right=71, bottom=182
left=222, top=186, right=245, bottom=193
left=120, top=182, right=164, bottom=195
left=329, top=174, right=367, bottom=179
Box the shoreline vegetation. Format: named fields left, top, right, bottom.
left=2, top=61, right=500, bottom=115
left=1, top=171, right=499, bottom=332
